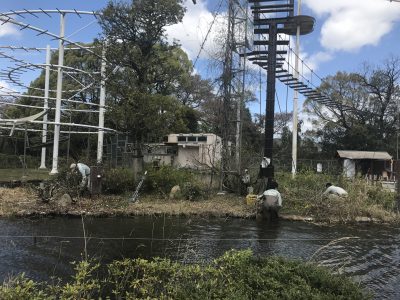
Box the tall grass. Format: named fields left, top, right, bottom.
left=277, top=171, right=397, bottom=223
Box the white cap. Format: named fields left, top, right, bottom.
left=70, top=163, right=77, bottom=170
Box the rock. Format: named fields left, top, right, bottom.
left=55, top=193, right=73, bottom=208
left=355, top=216, right=372, bottom=223
left=169, top=185, right=181, bottom=199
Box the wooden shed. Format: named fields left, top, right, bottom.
left=336, top=150, right=393, bottom=180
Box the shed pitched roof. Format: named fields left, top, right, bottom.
left=337, top=150, right=392, bottom=160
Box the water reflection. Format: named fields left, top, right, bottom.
left=0, top=216, right=399, bottom=299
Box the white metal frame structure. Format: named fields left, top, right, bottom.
left=0, top=9, right=115, bottom=173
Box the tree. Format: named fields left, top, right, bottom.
left=304, top=57, right=400, bottom=156
left=99, top=0, right=204, bottom=142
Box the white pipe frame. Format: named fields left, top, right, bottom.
left=97, top=45, right=107, bottom=164
left=0, top=9, right=119, bottom=172
left=50, top=13, right=65, bottom=175
left=39, top=45, right=50, bottom=169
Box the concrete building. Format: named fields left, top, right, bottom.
left=143, top=133, right=222, bottom=169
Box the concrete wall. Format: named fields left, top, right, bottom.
left=143, top=133, right=222, bottom=169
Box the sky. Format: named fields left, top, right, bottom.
left=0, top=0, right=400, bottom=129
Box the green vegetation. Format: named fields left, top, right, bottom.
left=277, top=171, right=397, bottom=223
left=0, top=166, right=397, bottom=223
left=0, top=168, right=50, bottom=182
left=102, top=165, right=204, bottom=200
left=0, top=250, right=369, bottom=299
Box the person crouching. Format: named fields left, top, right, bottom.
left=257, top=180, right=282, bottom=221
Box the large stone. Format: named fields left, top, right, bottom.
left=169, top=185, right=181, bottom=199
left=55, top=193, right=73, bottom=208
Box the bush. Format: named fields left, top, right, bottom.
left=0, top=250, right=370, bottom=299
left=0, top=274, right=48, bottom=300
left=102, top=168, right=136, bottom=194
left=181, top=182, right=203, bottom=201
left=0, top=154, right=41, bottom=169
left=143, top=165, right=194, bottom=196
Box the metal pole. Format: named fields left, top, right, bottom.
left=219, top=0, right=234, bottom=193
left=50, top=13, right=65, bottom=175
left=39, top=45, right=51, bottom=169
left=97, top=45, right=107, bottom=164
left=291, top=0, right=301, bottom=178
left=264, top=22, right=278, bottom=178
left=23, top=124, right=27, bottom=177
left=236, top=4, right=248, bottom=194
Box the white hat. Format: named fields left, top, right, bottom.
left=70, top=163, right=77, bottom=170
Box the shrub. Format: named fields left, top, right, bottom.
left=0, top=274, right=48, bottom=300
left=102, top=168, right=136, bottom=194
left=0, top=250, right=370, bottom=299
left=144, top=166, right=194, bottom=196
left=0, top=154, right=40, bottom=169
left=181, top=182, right=203, bottom=201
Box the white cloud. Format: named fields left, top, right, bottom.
left=0, top=22, right=20, bottom=38
left=0, top=80, right=12, bottom=91
left=166, top=0, right=224, bottom=61
left=303, top=0, right=400, bottom=52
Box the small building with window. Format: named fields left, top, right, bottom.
left=143, top=133, right=222, bottom=169
left=336, top=150, right=393, bottom=180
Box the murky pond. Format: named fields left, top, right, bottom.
left=0, top=216, right=399, bottom=299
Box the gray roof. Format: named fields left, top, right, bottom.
left=337, top=150, right=392, bottom=160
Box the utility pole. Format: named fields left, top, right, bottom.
left=292, top=0, right=302, bottom=178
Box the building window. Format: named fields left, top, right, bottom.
left=167, top=147, right=177, bottom=155
left=198, top=136, right=207, bottom=142
left=188, top=136, right=196, bottom=142
left=178, top=136, right=186, bottom=142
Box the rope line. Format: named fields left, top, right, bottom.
left=193, top=0, right=224, bottom=67
left=0, top=235, right=391, bottom=242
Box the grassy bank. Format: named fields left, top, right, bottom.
left=0, top=250, right=369, bottom=299
left=276, top=171, right=398, bottom=223
left=0, top=170, right=398, bottom=223
left=0, top=168, right=50, bottom=182
left=0, top=187, right=254, bottom=218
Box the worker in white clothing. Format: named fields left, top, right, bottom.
left=70, top=163, right=91, bottom=191
left=323, top=183, right=348, bottom=199
left=257, top=180, right=282, bottom=220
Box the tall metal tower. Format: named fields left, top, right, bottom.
left=245, top=0, right=314, bottom=186
left=219, top=0, right=251, bottom=192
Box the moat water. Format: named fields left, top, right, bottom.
left=0, top=216, right=399, bottom=299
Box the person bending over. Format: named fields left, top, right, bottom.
left=323, top=182, right=348, bottom=199
left=257, top=180, right=282, bottom=220
left=70, top=162, right=90, bottom=191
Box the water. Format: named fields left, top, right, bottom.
left=0, top=216, right=399, bottom=299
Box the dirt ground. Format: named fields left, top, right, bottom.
left=0, top=187, right=257, bottom=219
left=2, top=187, right=393, bottom=224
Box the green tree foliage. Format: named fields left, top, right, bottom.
left=304, top=57, right=400, bottom=156
left=99, top=0, right=208, bottom=142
